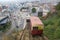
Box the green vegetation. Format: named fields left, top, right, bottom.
left=0, top=21, right=11, bottom=32
left=38, top=2, right=60, bottom=40
left=55, top=2, right=60, bottom=10
left=43, top=14, right=60, bottom=40
left=32, top=8, right=36, bottom=13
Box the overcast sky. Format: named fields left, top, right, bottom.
left=0, top=0, right=59, bottom=4
left=0, top=0, right=59, bottom=2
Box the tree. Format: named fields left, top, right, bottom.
left=55, top=2, right=60, bottom=17
left=32, top=8, right=36, bottom=13
left=55, top=2, right=60, bottom=10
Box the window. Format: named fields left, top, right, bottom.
left=33, top=27, right=38, bottom=30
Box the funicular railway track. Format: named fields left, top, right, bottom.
left=30, top=34, right=48, bottom=40
left=20, top=22, right=30, bottom=40
left=19, top=22, right=48, bottom=40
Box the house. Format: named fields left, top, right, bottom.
left=30, top=2, right=40, bottom=16
left=20, top=7, right=30, bottom=12
left=2, top=9, right=10, bottom=16
left=20, top=1, right=50, bottom=17
left=33, top=3, right=50, bottom=17
left=42, top=8, right=49, bottom=17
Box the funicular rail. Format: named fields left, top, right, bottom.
left=19, top=22, right=48, bottom=40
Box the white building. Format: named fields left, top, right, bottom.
left=42, top=8, right=49, bottom=17
left=31, top=3, right=50, bottom=17
left=2, top=9, right=10, bottom=16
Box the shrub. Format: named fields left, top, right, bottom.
left=32, top=8, right=36, bottom=13
left=54, top=27, right=60, bottom=39
left=44, top=25, right=55, bottom=40
left=0, top=22, right=11, bottom=32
